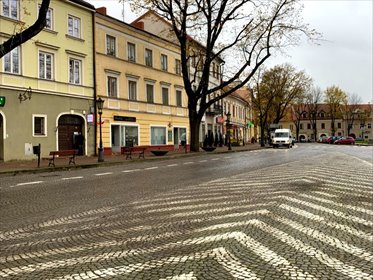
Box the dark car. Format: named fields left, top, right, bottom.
left=334, top=136, right=355, bottom=145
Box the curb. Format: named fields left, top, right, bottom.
left=0, top=146, right=264, bottom=177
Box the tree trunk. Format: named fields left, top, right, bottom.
left=296, top=125, right=300, bottom=141
left=189, top=111, right=202, bottom=152
left=260, top=119, right=266, bottom=147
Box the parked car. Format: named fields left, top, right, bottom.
left=334, top=137, right=355, bottom=145
left=326, top=136, right=341, bottom=144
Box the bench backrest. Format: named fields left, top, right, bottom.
left=131, top=146, right=146, bottom=152
left=50, top=150, right=78, bottom=156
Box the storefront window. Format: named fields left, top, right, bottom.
left=151, top=127, right=166, bottom=145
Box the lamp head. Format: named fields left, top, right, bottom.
left=96, top=97, right=104, bottom=112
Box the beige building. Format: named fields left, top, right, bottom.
left=223, top=87, right=253, bottom=145
left=95, top=8, right=189, bottom=154
left=279, top=104, right=373, bottom=142
left=0, top=0, right=95, bottom=161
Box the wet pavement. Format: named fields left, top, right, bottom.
left=0, top=144, right=264, bottom=176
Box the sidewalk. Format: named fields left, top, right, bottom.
left=0, top=144, right=264, bottom=176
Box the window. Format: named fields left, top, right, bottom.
left=368, top=123, right=371, bottom=129
left=107, top=76, right=117, bottom=97
left=39, top=51, right=53, bottom=80
left=68, top=15, right=81, bottom=38
left=176, top=89, right=182, bottom=107
left=146, top=83, right=154, bottom=103
left=161, top=54, right=168, bottom=71
left=151, top=127, right=166, bottom=145
left=45, top=8, right=53, bottom=30
left=175, top=59, right=181, bottom=75
left=128, top=80, right=137, bottom=101
left=3, top=46, right=19, bottom=74
left=321, top=123, right=325, bottom=129
left=212, top=62, right=216, bottom=77
left=162, top=87, right=169, bottom=105
left=127, top=42, right=136, bottom=62
left=300, top=123, right=303, bottom=130
left=106, top=35, right=116, bottom=56
left=69, top=58, right=81, bottom=85
left=111, top=125, right=139, bottom=147
left=2, top=0, right=18, bottom=19
left=145, top=48, right=152, bottom=67
left=337, top=122, right=341, bottom=129
left=39, top=5, right=53, bottom=30
left=33, top=115, right=47, bottom=136
left=307, top=123, right=311, bottom=130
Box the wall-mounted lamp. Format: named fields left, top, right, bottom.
left=19, top=87, right=32, bottom=103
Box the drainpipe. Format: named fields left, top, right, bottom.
left=92, top=10, right=97, bottom=156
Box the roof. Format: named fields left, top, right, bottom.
left=69, top=0, right=95, bottom=10
left=132, top=10, right=224, bottom=63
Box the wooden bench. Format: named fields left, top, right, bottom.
left=44, top=150, right=78, bottom=167
left=122, top=146, right=146, bottom=160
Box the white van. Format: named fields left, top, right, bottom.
left=272, top=129, right=293, bottom=148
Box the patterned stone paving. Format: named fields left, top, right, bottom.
left=0, top=153, right=372, bottom=279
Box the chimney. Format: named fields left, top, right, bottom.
left=96, top=7, right=107, bottom=15
left=132, top=21, right=144, bottom=30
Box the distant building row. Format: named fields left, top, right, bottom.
left=278, top=104, right=373, bottom=141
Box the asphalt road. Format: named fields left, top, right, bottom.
left=0, top=143, right=372, bottom=279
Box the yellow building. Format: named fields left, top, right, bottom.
left=95, top=8, right=189, bottom=154
left=223, top=86, right=253, bottom=145
left=132, top=10, right=225, bottom=147
left=0, top=0, right=95, bottom=161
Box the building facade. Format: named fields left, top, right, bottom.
left=95, top=8, right=189, bottom=154
left=223, top=87, right=253, bottom=146
left=132, top=11, right=225, bottom=147
left=279, top=104, right=373, bottom=142
left=0, top=0, right=95, bottom=161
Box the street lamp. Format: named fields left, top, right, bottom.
left=226, top=112, right=232, bottom=151
left=96, top=97, right=105, bottom=162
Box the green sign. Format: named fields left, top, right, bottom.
left=0, top=96, right=5, bottom=107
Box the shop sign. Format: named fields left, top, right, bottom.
left=114, top=116, right=136, bottom=122
left=216, top=116, right=224, bottom=124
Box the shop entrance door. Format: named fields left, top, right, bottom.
left=58, top=115, right=84, bottom=154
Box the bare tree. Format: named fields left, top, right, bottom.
left=306, top=86, right=323, bottom=141
left=250, top=69, right=277, bottom=147
left=324, top=85, right=347, bottom=136
left=0, top=0, right=50, bottom=58
left=125, top=0, right=320, bottom=151
left=342, top=93, right=362, bottom=136
left=292, top=94, right=307, bottom=141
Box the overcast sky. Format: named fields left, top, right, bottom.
left=87, top=0, right=373, bottom=103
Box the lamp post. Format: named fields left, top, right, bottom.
left=96, top=97, right=105, bottom=162
left=226, top=112, right=232, bottom=151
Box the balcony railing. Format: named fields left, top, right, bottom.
left=206, top=104, right=223, bottom=115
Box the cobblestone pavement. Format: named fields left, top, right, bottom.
left=0, top=152, right=372, bottom=279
